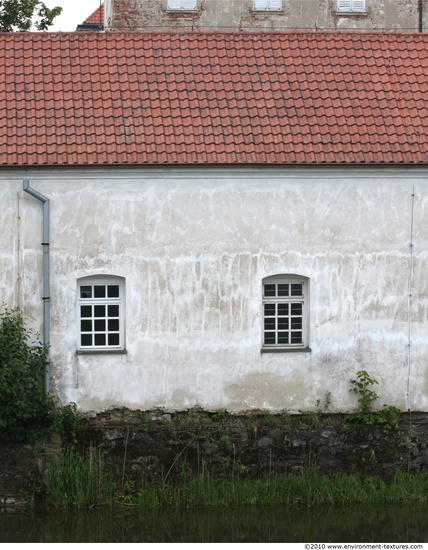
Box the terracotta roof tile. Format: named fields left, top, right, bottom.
left=1, top=31, right=428, bottom=166
left=83, top=4, right=104, bottom=26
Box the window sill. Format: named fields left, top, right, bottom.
left=250, top=10, right=284, bottom=14
left=335, top=11, right=367, bottom=16
left=167, top=9, right=198, bottom=13
left=261, top=346, right=311, bottom=353
left=77, top=349, right=127, bottom=355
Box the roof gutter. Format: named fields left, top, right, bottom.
left=23, top=180, right=50, bottom=394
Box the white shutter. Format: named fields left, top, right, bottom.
left=254, top=0, right=282, bottom=9
left=182, top=0, right=197, bottom=9
left=351, top=0, right=366, bottom=11
left=337, top=0, right=365, bottom=11
left=168, top=0, right=181, bottom=9
left=254, top=0, right=268, bottom=9
left=168, top=0, right=196, bottom=9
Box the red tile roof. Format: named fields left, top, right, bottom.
left=84, top=4, right=104, bottom=26
left=1, top=31, right=428, bottom=167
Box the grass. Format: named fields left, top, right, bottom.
left=123, top=469, right=428, bottom=509
left=42, top=447, right=117, bottom=509
left=40, top=447, right=428, bottom=509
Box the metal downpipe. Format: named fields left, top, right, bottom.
left=23, top=180, right=50, bottom=393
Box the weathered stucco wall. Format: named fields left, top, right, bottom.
left=105, top=0, right=428, bottom=31
left=2, top=166, right=428, bottom=413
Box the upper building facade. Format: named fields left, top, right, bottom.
left=103, top=0, right=427, bottom=32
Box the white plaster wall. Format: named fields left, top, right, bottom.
left=2, top=167, right=428, bottom=414
left=104, top=0, right=426, bottom=32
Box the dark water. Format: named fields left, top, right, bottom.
left=1, top=504, right=428, bottom=542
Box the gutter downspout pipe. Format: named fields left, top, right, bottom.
left=23, top=180, right=50, bottom=394
left=419, top=0, right=423, bottom=31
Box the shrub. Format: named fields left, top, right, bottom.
left=0, top=307, right=54, bottom=442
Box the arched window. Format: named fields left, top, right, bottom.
left=262, top=274, right=309, bottom=351
left=77, top=275, right=125, bottom=352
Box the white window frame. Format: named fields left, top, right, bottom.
left=167, top=0, right=197, bottom=11
left=262, top=274, right=309, bottom=351
left=337, top=0, right=366, bottom=12
left=77, top=275, right=125, bottom=352
left=253, top=0, right=282, bottom=11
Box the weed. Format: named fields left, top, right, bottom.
left=349, top=370, right=379, bottom=412
left=313, top=391, right=333, bottom=415
left=211, top=409, right=228, bottom=423
left=280, top=408, right=291, bottom=419
left=49, top=402, right=87, bottom=444
left=263, top=411, right=279, bottom=426
left=344, top=370, right=402, bottom=435
left=138, top=411, right=150, bottom=430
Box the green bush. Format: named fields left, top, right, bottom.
left=0, top=307, right=54, bottom=442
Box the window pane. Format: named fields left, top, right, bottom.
left=81, top=334, right=92, bottom=346
left=291, top=284, right=303, bottom=296
left=291, top=332, right=302, bottom=343
left=264, top=332, right=276, bottom=344
left=277, top=303, right=289, bottom=316
left=108, top=334, right=120, bottom=346
left=291, top=318, right=302, bottom=329
left=94, top=285, right=106, bottom=298
left=108, top=285, right=120, bottom=298
left=278, top=318, right=289, bottom=329
left=264, top=284, right=276, bottom=297
left=264, top=304, right=275, bottom=316
left=278, top=284, right=289, bottom=296
left=108, top=319, right=119, bottom=332
left=278, top=333, right=289, bottom=344
left=95, top=319, right=106, bottom=331
left=81, top=320, right=92, bottom=332
left=80, top=286, right=92, bottom=299
left=81, top=305, right=92, bottom=318
left=95, top=334, right=106, bottom=346
left=291, top=303, right=302, bottom=315
left=94, top=305, right=105, bottom=317
left=264, top=318, right=275, bottom=330
left=108, top=305, right=119, bottom=317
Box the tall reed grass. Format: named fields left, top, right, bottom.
left=41, top=447, right=428, bottom=509
left=132, top=469, right=428, bottom=508
left=43, top=447, right=117, bottom=509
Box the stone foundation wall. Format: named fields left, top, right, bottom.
left=2, top=410, right=428, bottom=505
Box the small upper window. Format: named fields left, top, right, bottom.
left=167, top=0, right=197, bottom=10
left=253, top=0, right=282, bottom=10
left=337, top=0, right=366, bottom=12
left=262, top=274, right=309, bottom=351
left=77, top=276, right=125, bottom=352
